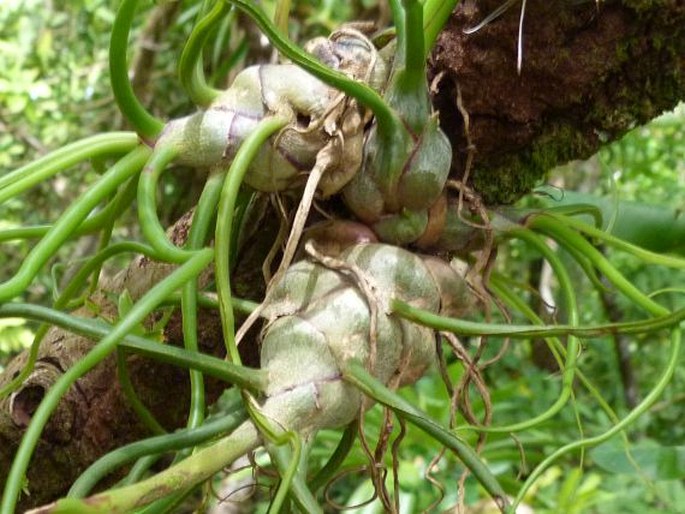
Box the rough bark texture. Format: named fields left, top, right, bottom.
left=2, top=0, right=685, bottom=509
left=431, top=0, right=685, bottom=204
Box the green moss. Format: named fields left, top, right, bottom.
left=472, top=59, right=683, bottom=206
left=620, top=0, right=670, bottom=13
left=472, top=123, right=595, bottom=205
left=471, top=163, right=537, bottom=205
left=615, top=40, right=631, bottom=62
left=589, top=65, right=683, bottom=139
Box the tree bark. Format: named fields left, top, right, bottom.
left=1, top=0, right=684, bottom=509
left=430, top=0, right=685, bottom=204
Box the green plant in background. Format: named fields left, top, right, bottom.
left=0, top=318, right=33, bottom=358
left=0, top=0, right=114, bottom=167
left=599, top=104, right=685, bottom=205
left=1, top=1, right=684, bottom=513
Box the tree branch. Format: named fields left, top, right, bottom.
left=430, top=0, right=685, bottom=204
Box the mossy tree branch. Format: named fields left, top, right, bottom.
left=430, top=0, right=685, bottom=203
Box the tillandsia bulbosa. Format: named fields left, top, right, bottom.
left=157, top=26, right=388, bottom=196
left=2, top=1, right=495, bottom=512
left=35, top=242, right=489, bottom=514
left=2, top=0, right=685, bottom=513
left=142, top=0, right=457, bottom=258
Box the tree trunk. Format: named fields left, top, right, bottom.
left=1, top=0, right=684, bottom=508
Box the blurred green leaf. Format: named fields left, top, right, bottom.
left=591, top=439, right=685, bottom=480
left=0, top=317, right=33, bottom=360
